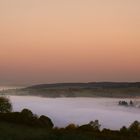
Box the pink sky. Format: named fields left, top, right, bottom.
left=0, top=0, right=140, bottom=85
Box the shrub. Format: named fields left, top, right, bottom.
left=21, top=109, right=33, bottom=118
left=39, top=115, right=54, bottom=128
left=65, top=124, right=78, bottom=130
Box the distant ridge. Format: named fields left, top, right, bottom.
left=2, top=82, right=140, bottom=98
left=26, top=82, right=140, bottom=89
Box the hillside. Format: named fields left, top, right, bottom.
left=2, top=82, right=140, bottom=98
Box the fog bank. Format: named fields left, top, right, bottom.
left=10, top=96, right=140, bottom=130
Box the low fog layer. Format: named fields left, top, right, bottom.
left=9, top=96, right=140, bottom=130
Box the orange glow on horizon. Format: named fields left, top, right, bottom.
left=0, top=0, right=140, bottom=85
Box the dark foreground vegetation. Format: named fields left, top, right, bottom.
left=2, top=82, right=140, bottom=98
left=0, top=116, right=140, bottom=140
left=0, top=96, right=140, bottom=140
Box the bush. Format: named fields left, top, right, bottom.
left=65, top=124, right=78, bottom=130
left=39, top=115, right=54, bottom=128
left=0, top=108, right=54, bottom=129
left=21, top=109, right=33, bottom=118
left=78, top=120, right=101, bottom=131
left=129, top=121, right=140, bottom=133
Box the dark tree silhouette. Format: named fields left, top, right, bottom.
left=78, top=120, right=101, bottom=131
left=21, top=108, right=33, bottom=117
left=130, top=100, right=134, bottom=106
left=39, top=115, right=54, bottom=128
left=0, top=96, right=12, bottom=113
left=129, top=121, right=140, bottom=132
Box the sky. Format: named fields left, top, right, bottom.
left=0, top=0, right=140, bottom=85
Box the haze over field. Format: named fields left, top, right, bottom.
left=0, top=0, right=140, bottom=85
left=10, top=96, right=140, bottom=130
